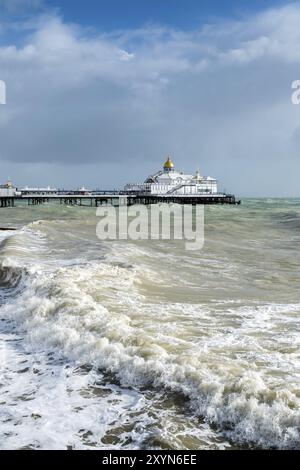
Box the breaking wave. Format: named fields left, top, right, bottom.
left=0, top=225, right=300, bottom=449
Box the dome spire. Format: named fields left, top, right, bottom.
left=163, top=155, right=174, bottom=172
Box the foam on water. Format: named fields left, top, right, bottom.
left=0, top=229, right=229, bottom=450
left=0, top=201, right=300, bottom=449
left=0, top=323, right=146, bottom=450
left=1, top=246, right=300, bottom=447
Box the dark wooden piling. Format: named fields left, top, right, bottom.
left=0, top=197, right=15, bottom=207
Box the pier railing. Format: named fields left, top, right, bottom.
left=0, top=191, right=241, bottom=208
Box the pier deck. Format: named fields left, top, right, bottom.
left=0, top=192, right=240, bottom=208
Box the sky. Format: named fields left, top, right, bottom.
left=0, top=0, right=300, bottom=196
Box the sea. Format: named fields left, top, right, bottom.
left=0, top=198, right=299, bottom=450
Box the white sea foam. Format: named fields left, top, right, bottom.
left=0, top=323, right=153, bottom=450
left=0, top=243, right=299, bottom=449
left=1, top=205, right=300, bottom=450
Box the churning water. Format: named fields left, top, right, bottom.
left=0, top=199, right=300, bottom=449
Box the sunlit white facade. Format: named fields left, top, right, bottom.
left=125, top=157, right=218, bottom=195
left=0, top=179, right=15, bottom=197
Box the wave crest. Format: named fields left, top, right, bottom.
left=1, top=258, right=300, bottom=449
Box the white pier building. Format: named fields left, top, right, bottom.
left=0, top=179, right=15, bottom=197
left=125, top=157, right=218, bottom=195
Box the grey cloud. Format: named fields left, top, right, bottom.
left=0, top=5, right=300, bottom=195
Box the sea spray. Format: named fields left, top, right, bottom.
left=0, top=199, right=300, bottom=449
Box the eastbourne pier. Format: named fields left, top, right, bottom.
left=0, top=190, right=240, bottom=208
left=0, top=157, right=241, bottom=208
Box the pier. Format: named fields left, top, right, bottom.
left=0, top=157, right=241, bottom=209
left=0, top=197, right=14, bottom=208
left=0, top=191, right=240, bottom=208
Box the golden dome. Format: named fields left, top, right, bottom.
left=163, top=156, right=174, bottom=169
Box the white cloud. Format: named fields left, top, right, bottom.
left=1, top=4, right=300, bottom=195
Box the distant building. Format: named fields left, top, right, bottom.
left=124, top=156, right=218, bottom=195
left=0, top=179, right=15, bottom=197
left=18, top=186, right=92, bottom=196
left=77, top=186, right=92, bottom=195
left=19, top=186, right=58, bottom=195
